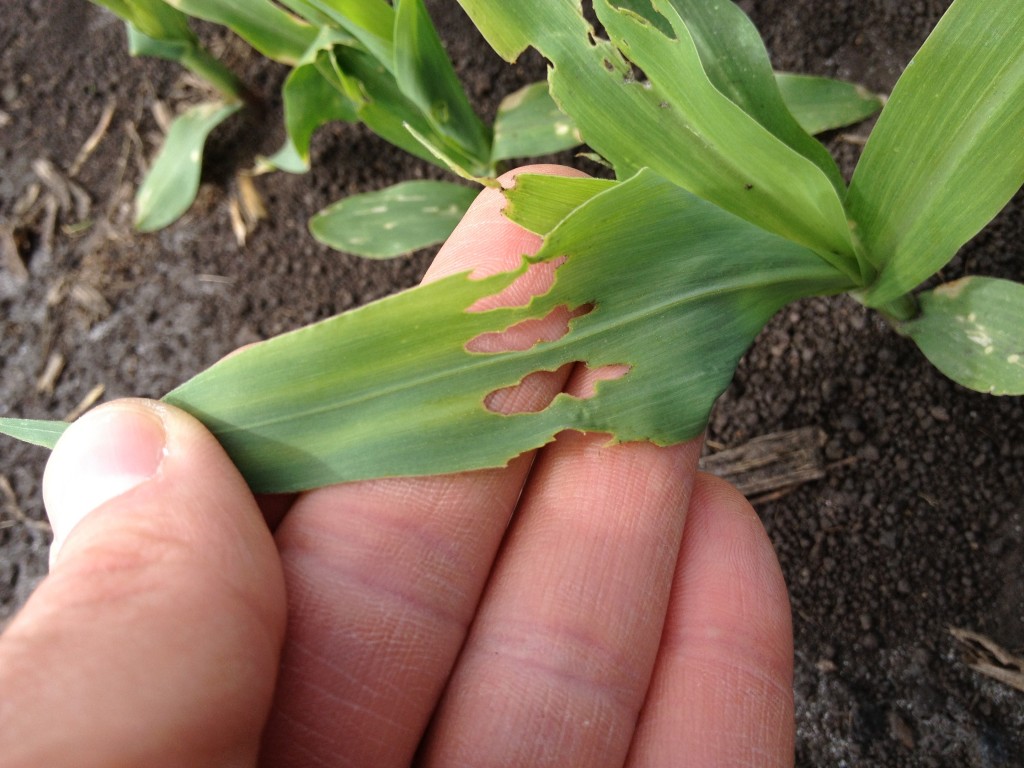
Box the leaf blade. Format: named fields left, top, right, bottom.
left=847, top=0, right=1024, bottom=306
left=393, top=0, right=492, bottom=173
left=458, top=0, right=862, bottom=280
left=263, top=29, right=359, bottom=174
left=491, top=82, right=582, bottom=162
left=775, top=73, right=883, bottom=135
left=0, top=418, right=69, bottom=450
left=162, top=0, right=317, bottom=64
left=135, top=101, right=241, bottom=232
left=902, top=277, right=1024, bottom=395
left=309, top=180, right=478, bottom=258
left=164, top=170, right=851, bottom=493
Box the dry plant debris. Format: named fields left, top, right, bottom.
left=949, top=627, right=1024, bottom=694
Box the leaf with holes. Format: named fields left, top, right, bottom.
left=1, top=171, right=852, bottom=493
left=458, top=0, right=862, bottom=281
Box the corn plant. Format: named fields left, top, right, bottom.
left=92, top=0, right=879, bottom=256
left=92, top=0, right=583, bottom=253
left=2, top=0, right=1021, bottom=496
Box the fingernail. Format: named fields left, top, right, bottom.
left=43, top=402, right=167, bottom=564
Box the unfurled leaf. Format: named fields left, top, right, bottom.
left=775, top=73, right=884, bottom=135
left=151, top=170, right=850, bottom=493
left=162, top=0, right=317, bottom=65
left=491, top=82, right=581, bottom=162
left=902, top=277, right=1024, bottom=395
left=310, top=180, right=478, bottom=258
left=458, top=0, right=862, bottom=281
left=393, top=0, right=491, bottom=173
left=0, top=418, right=69, bottom=450
left=135, top=101, right=241, bottom=232
left=848, top=0, right=1024, bottom=307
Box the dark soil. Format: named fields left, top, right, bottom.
left=2, top=1, right=1021, bottom=765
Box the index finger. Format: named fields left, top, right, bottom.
left=259, top=165, right=587, bottom=767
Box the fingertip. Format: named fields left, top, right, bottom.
left=424, top=164, right=588, bottom=283
left=629, top=473, right=795, bottom=767
left=43, top=399, right=167, bottom=565
left=5, top=399, right=285, bottom=766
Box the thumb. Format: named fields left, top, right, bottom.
left=0, top=400, right=286, bottom=768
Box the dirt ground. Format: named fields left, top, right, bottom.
left=1, top=1, right=1022, bottom=765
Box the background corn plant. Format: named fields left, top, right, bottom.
left=1, top=0, right=1021, bottom=498
left=92, top=0, right=881, bottom=258
left=89, top=0, right=583, bottom=254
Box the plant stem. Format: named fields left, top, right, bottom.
left=180, top=46, right=247, bottom=103
left=876, top=292, right=920, bottom=327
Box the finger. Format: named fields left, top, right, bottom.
left=0, top=400, right=286, bottom=768
left=259, top=165, right=587, bottom=768
left=419, top=366, right=703, bottom=767
left=626, top=473, right=794, bottom=767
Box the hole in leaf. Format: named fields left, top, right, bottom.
left=468, top=255, right=568, bottom=313
left=484, top=367, right=572, bottom=415
left=466, top=302, right=594, bottom=353
left=568, top=362, right=631, bottom=399
left=484, top=362, right=631, bottom=415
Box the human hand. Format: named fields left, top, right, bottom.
left=0, top=166, right=794, bottom=767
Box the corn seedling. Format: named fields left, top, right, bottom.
left=91, top=0, right=880, bottom=256
left=90, top=0, right=585, bottom=254
left=2, top=0, right=1021, bottom=496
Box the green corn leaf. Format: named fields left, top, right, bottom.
left=94, top=0, right=245, bottom=99
left=129, top=170, right=852, bottom=493
left=458, top=0, right=861, bottom=282
left=92, top=0, right=194, bottom=41
left=125, top=21, right=192, bottom=59
left=491, top=82, right=582, bottom=162
left=901, top=277, right=1024, bottom=396
left=0, top=418, right=70, bottom=450
left=775, top=73, right=884, bottom=136
left=503, top=174, right=617, bottom=235
left=330, top=45, right=479, bottom=173
left=309, top=180, right=478, bottom=258
left=135, top=101, right=241, bottom=232
left=847, top=0, right=1024, bottom=307
left=162, top=0, right=317, bottom=65
left=393, top=0, right=492, bottom=174
left=125, top=22, right=245, bottom=100
left=0, top=172, right=853, bottom=491
left=654, top=0, right=845, bottom=191
left=263, top=29, right=359, bottom=174
left=288, top=0, right=395, bottom=65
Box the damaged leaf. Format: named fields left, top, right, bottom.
left=109, top=170, right=848, bottom=493
left=901, top=277, right=1024, bottom=396
left=459, top=0, right=862, bottom=280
